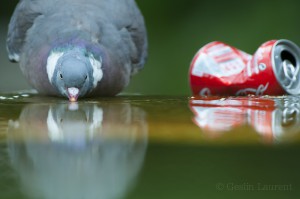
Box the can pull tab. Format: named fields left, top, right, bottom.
left=282, top=60, right=299, bottom=89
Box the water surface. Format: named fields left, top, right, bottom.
left=0, top=92, right=300, bottom=199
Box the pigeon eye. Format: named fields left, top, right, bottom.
left=85, top=75, right=88, bottom=80
left=60, top=73, right=63, bottom=79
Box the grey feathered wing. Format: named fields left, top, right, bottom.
left=7, top=0, right=147, bottom=73
left=6, top=0, right=42, bottom=62
left=121, top=1, right=148, bottom=75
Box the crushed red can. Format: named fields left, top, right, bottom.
left=189, top=39, right=300, bottom=96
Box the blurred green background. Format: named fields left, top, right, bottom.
left=1, top=0, right=300, bottom=95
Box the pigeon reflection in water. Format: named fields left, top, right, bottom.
left=7, top=103, right=147, bottom=199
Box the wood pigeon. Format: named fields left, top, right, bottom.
left=7, top=0, right=148, bottom=101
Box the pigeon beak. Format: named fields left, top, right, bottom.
left=67, top=87, right=80, bottom=102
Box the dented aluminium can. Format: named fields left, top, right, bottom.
left=189, top=40, right=300, bottom=96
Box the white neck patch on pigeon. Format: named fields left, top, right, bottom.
left=46, top=51, right=64, bottom=83
left=89, top=54, right=103, bottom=88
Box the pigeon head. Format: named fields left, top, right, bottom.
left=46, top=47, right=103, bottom=101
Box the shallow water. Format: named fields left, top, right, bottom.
left=0, top=92, right=300, bottom=199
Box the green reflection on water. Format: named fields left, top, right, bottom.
left=0, top=93, right=300, bottom=199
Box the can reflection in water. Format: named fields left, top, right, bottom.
left=189, top=96, right=300, bottom=143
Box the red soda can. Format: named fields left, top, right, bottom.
left=189, top=40, right=300, bottom=96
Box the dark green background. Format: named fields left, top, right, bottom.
left=1, top=0, right=300, bottom=95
